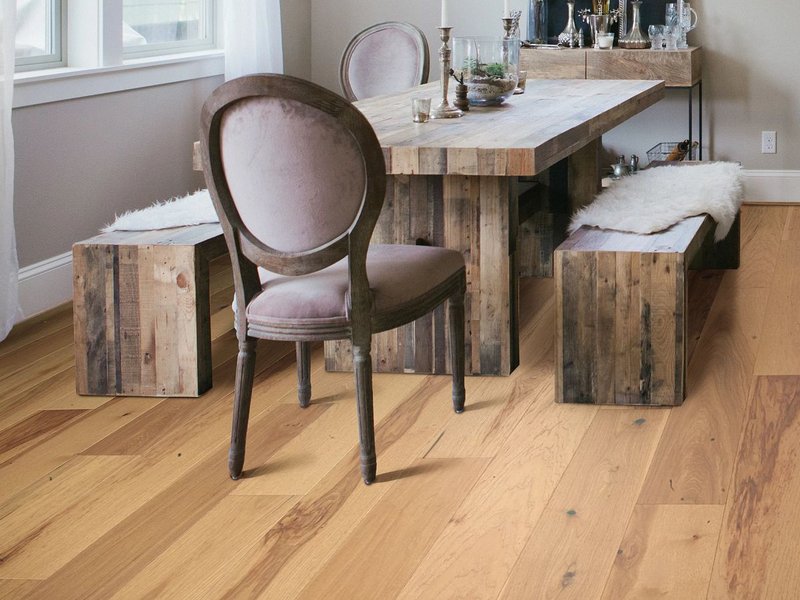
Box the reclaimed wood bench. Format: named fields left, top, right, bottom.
left=73, top=224, right=227, bottom=397
left=554, top=212, right=739, bottom=406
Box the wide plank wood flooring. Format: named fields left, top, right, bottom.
left=1, top=205, right=799, bottom=599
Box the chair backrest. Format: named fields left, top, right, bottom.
left=199, top=75, right=387, bottom=316
left=340, top=22, right=430, bottom=102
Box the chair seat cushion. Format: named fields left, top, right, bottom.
left=246, top=244, right=464, bottom=330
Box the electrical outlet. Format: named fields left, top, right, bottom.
left=762, top=130, right=777, bottom=154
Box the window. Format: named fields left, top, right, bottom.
left=15, top=0, right=63, bottom=70
left=123, top=0, right=215, bottom=57
left=14, top=0, right=217, bottom=72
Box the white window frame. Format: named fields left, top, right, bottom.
left=122, top=0, right=218, bottom=59
left=15, top=0, right=66, bottom=71
left=13, top=0, right=225, bottom=109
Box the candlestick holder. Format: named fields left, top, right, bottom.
left=430, top=27, right=463, bottom=120
left=502, top=17, right=514, bottom=38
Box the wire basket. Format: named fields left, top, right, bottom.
left=646, top=141, right=699, bottom=163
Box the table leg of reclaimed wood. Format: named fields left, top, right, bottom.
left=325, top=173, right=519, bottom=376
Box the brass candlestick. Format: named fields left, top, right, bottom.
left=430, top=27, right=463, bottom=120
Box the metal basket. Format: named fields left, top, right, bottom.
left=646, top=141, right=699, bottom=163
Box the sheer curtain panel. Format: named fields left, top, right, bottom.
left=224, top=0, right=283, bottom=80
left=1, top=0, right=19, bottom=342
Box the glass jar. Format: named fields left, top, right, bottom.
left=452, top=37, right=520, bottom=106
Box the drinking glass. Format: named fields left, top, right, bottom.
left=648, top=24, right=664, bottom=50
left=665, top=3, right=679, bottom=29
left=664, top=25, right=678, bottom=51
left=411, top=97, right=431, bottom=123
left=678, top=2, right=698, bottom=48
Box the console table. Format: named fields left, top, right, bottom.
left=521, top=46, right=703, bottom=157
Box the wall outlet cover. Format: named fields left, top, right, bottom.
left=762, top=131, right=777, bottom=154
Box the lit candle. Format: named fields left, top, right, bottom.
left=504, top=0, right=510, bottom=18
left=441, top=0, right=449, bottom=27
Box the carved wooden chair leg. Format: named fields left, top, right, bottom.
left=352, top=337, right=377, bottom=484
left=449, top=281, right=467, bottom=413
left=296, top=341, right=311, bottom=408
left=228, top=337, right=257, bottom=480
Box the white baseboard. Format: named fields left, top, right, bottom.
left=17, top=251, right=73, bottom=321
left=743, top=170, right=800, bottom=204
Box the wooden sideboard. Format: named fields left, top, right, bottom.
left=521, top=46, right=703, bottom=156
left=521, top=47, right=702, bottom=87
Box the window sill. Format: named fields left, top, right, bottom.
left=13, top=50, right=225, bottom=109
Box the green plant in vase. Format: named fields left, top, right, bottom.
left=458, top=56, right=517, bottom=106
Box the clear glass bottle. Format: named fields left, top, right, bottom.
left=527, top=0, right=548, bottom=44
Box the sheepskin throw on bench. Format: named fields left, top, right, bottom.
left=568, top=162, right=744, bottom=241
left=102, top=189, right=217, bottom=232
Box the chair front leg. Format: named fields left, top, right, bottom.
left=449, top=282, right=466, bottom=413
left=296, top=341, right=311, bottom=408
left=352, top=334, right=377, bottom=484
left=229, top=337, right=258, bottom=480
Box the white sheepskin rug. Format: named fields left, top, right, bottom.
left=102, top=189, right=217, bottom=232
left=569, top=162, right=744, bottom=241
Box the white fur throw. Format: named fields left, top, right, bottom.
left=102, top=189, right=218, bottom=232
left=568, top=162, right=744, bottom=241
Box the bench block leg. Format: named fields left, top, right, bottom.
left=73, top=242, right=212, bottom=397
left=556, top=248, right=686, bottom=406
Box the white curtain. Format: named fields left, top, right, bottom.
left=224, top=0, right=284, bottom=80
left=1, top=0, right=19, bottom=342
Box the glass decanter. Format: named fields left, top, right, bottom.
left=619, top=0, right=650, bottom=48
left=558, top=0, right=580, bottom=47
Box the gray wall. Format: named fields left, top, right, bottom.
left=282, top=0, right=312, bottom=80
left=311, top=0, right=799, bottom=170
left=13, top=78, right=219, bottom=267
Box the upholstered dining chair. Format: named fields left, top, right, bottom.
left=200, top=74, right=466, bottom=485
left=339, top=21, right=430, bottom=101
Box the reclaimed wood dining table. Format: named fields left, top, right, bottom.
left=194, top=78, right=665, bottom=377
left=324, top=78, right=665, bottom=377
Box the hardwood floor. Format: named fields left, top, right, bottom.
left=2, top=205, right=800, bottom=599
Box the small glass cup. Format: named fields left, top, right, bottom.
left=411, top=97, right=431, bottom=123
left=665, top=3, right=679, bottom=29
left=648, top=24, right=664, bottom=50
left=664, top=25, right=678, bottom=51
left=598, top=32, right=614, bottom=49
left=514, top=70, right=528, bottom=94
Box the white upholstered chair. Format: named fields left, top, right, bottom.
left=339, top=22, right=430, bottom=101
left=199, top=75, right=466, bottom=485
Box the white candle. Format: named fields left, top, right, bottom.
left=441, top=0, right=449, bottom=27
left=504, top=0, right=510, bottom=18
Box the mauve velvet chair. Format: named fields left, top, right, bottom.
left=200, top=74, right=466, bottom=485
left=339, top=21, right=430, bottom=101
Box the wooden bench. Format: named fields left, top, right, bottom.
left=73, top=224, right=227, bottom=397
left=554, top=212, right=739, bottom=406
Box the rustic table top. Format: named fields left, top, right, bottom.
left=353, top=78, right=665, bottom=177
